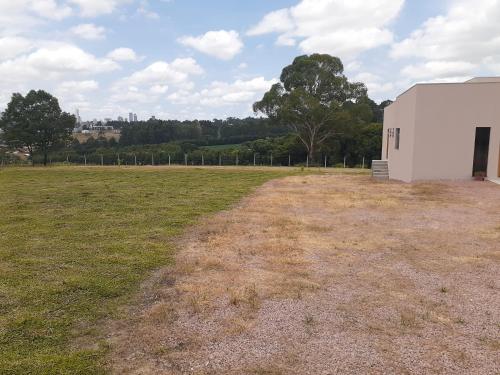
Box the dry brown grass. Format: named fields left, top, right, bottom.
left=107, top=174, right=500, bottom=374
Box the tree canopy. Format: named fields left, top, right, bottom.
left=253, top=54, right=370, bottom=161
left=0, top=90, right=75, bottom=165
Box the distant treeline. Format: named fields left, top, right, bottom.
left=41, top=122, right=382, bottom=167
left=110, top=117, right=290, bottom=146
left=32, top=98, right=389, bottom=167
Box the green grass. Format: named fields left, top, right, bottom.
left=0, top=166, right=298, bottom=374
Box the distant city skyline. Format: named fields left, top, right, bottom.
left=1, top=1, right=500, bottom=121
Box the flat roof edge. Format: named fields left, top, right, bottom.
left=395, top=80, right=500, bottom=100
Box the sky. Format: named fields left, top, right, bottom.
left=0, top=0, right=499, bottom=121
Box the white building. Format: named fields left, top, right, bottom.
left=382, top=77, right=500, bottom=182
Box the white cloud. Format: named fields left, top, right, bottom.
left=345, top=60, right=362, bottom=73
left=276, top=34, right=296, bottom=47
left=299, top=27, right=393, bottom=57
left=107, top=47, right=139, bottom=61
left=54, top=80, right=99, bottom=112
left=137, top=8, right=159, bottom=19
left=110, top=86, right=151, bottom=103
left=169, top=76, right=278, bottom=108
left=0, top=43, right=119, bottom=83
left=247, top=9, right=294, bottom=36
left=137, top=1, right=159, bottom=19
left=391, top=0, right=500, bottom=63
left=109, top=58, right=203, bottom=104
left=400, top=61, right=477, bottom=81
left=247, top=0, right=404, bottom=58
left=31, top=0, right=72, bottom=20
left=178, top=30, right=243, bottom=60
left=68, top=0, right=131, bottom=17
left=352, top=72, right=394, bottom=98
left=0, top=37, right=34, bottom=61
left=0, top=0, right=71, bottom=32
left=125, top=58, right=203, bottom=86
left=56, top=80, right=99, bottom=93
left=149, top=84, right=169, bottom=94
left=390, top=0, right=500, bottom=82
left=70, top=24, right=106, bottom=40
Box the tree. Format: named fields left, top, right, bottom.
left=0, top=90, right=75, bottom=165
left=253, top=54, right=367, bottom=162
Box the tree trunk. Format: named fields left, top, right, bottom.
left=308, top=143, right=314, bottom=164
left=43, top=151, right=48, bottom=166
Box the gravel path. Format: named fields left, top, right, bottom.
left=108, top=174, right=500, bottom=374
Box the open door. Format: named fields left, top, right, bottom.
left=472, top=127, right=491, bottom=176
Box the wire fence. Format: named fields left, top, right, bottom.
left=1, top=152, right=372, bottom=169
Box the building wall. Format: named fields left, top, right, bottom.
left=382, top=87, right=418, bottom=182
left=411, top=83, right=500, bottom=180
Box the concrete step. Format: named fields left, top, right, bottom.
left=371, top=160, right=388, bottom=179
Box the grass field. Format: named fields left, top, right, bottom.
left=0, top=166, right=299, bottom=374
left=109, top=174, right=499, bottom=374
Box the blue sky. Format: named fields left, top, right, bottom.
left=1, top=0, right=499, bottom=121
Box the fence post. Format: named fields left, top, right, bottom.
left=151, top=153, right=154, bottom=166
left=270, top=153, right=273, bottom=167
left=134, top=154, right=137, bottom=166
left=236, top=153, right=239, bottom=166
left=306, top=155, right=309, bottom=168
left=84, top=154, right=87, bottom=166
left=202, top=153, right=204, bottom=166
left=117, top=153, right=120, bottom=166
left=101, top=154, right=104, bottom=166
left=344, top=156, right=346, bottom=168
left=219, top=154, right=222, bottom=166
left=184, top=153, right=188, bottom=166
left=168, top=154, right=171, bottom=166
left=362, top=157, right=365, bottom=169
left=288, top=154, right=291, bottom=167
left=324, top=155, right=327, bottom=169
left=253, top=153, right=256, bottom=167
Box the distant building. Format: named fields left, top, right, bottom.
left=118, top=116, right=124, bottom=122
left=75, top=109, right=82, bottom=125
left=129, top=113, right=134, bottom=122
left=381, top=77, right=500, bottom=182
left=133, top=113, right=138, bottom=122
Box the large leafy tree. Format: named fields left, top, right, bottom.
left=253, top=54, right=367, bottom=162
left=0, top=90, right=75, bottom=165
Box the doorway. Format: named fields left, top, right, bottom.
left=472, top=127, right=491, bottom=176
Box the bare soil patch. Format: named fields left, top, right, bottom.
left=108, top=174, right=500, bottom=374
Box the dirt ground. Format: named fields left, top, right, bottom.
left=108, top=174, right=500, bottom=374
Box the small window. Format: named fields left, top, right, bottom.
left=395, top=128, right=400, bottom=150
